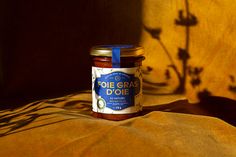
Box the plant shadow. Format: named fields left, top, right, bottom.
left=0, top=91, right=92, bottom=137
left=143, top=0, right=200, bottom=95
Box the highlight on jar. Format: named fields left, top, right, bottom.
left=90, top=45, right=145, bottom=120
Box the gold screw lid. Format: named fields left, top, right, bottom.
left=90, top=45, right=144, bottom=57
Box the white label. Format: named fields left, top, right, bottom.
left=92, top=67, right=142, bottom=114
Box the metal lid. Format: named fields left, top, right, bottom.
left=90, top=45, right=144, bottom=57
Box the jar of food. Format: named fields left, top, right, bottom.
left=90, top=45, right=145, bottom=120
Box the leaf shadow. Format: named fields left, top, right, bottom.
left=0, top=92, right=92, bottom=137
left=143, top=0, right=199, bottom=95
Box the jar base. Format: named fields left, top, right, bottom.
left=92, top=111, right=141, bottom=121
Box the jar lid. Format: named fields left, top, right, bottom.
left=90, top=45, right=144, bottom=57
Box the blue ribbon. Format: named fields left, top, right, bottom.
left=112, top=47, right=121, bottom=68
left=102, top=45, right=133, bottom=68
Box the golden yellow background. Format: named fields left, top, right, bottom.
left=140, top=0, right=236, bottom=101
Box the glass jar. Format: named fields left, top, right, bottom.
left=90, top=45, right=145, bottom=120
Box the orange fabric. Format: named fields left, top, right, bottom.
left=0, top=92, right=235, bottom=157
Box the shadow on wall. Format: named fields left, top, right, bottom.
left=0, top=0, right=142, bottom=107
left=142, top=0, right=236, bottom=101
left=229, top=75, right=236, bottom=98
left=142, top=0, right=208, bottom=96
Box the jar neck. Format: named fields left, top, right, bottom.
left=91, top=56, right=144, bottom=68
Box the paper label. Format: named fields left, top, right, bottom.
left=92, top=67, right=142, bottom=114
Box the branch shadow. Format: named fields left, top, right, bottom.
left=229, top=75, right=236, bottom=96
left=143, top=0, right=198, bottom=95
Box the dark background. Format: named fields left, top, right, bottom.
left=0, top=0, right=142, bottom=107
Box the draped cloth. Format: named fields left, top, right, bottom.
left=0, top=92, right=235, bottom=157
